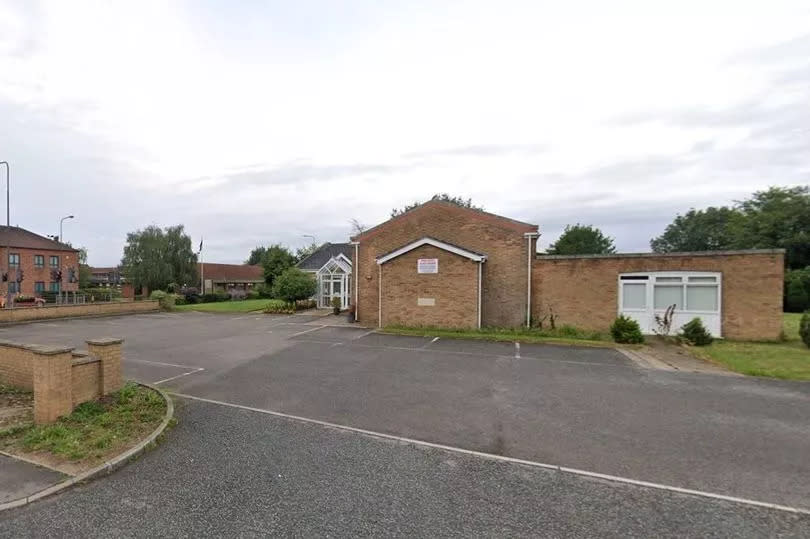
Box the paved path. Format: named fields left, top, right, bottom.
left=0, top=455, right=65, bottom=504
left=1, top=398, right=808, bottom=537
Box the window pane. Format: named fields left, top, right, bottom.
left=656, top=276, right=682, bottom=283
left=688, top=276, right=717, bottom=283
left=654, top=285, right=682, bottom=309
left=622, top=283, right=646, bottom=309
left=686, top=285, right=718, bottom=311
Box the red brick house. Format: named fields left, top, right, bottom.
left=199, top=262, right=264, bottom=294
left=350, top=201, right=784, bottom=340
left=1, top=226, right=80, bottom=300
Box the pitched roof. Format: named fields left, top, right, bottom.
left=198, top=263, right=264, bottom=282
left=296, top=243, right=353, bottom=270
left=351, top=199, right=538, bottom=241
left=377, top=237, right=487, bottom=264
left=0, top=226, right=78, bottom=252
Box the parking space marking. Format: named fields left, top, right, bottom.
left=129, top=358, right=203, bottom=370
left=289, top=325, right=328, bottom=338
left=293, top=339, right=629, bottom=367
left=514, top=342, right=521, bottom=359
left=153, top=368, right=205, bottom=386
left=172, top=392, right=810, bottom=516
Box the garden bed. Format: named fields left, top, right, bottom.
left=0, top=382, right=168, bottom=475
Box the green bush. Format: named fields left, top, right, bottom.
left=173, top=294, right=187, bottom=306
left=246, top=289, right=260, bottom=300
left=256, top=284, right=274, bottom=299
left=680, top=317, right=714, bottom=346
left=610, top=315, right=644, bottom=344
left=149, top=290, right=175, bottom=309
left=785, top=275, right=810, bottom=313
left=331, top=296, right=342, bottom=314
left=264, top=299, right=294, bottom=314
left=200, top=292, right=229, bottom=303
left=272, top=268, right=317, bottom=305
left=800, top=311, right=810, bottom=349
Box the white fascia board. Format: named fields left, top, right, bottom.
left=376, top=237, right=486, bottom=264
left=335, top=253, right=353, bottom=267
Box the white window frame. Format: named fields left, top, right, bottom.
left=618, top=271, right=722, bottom=315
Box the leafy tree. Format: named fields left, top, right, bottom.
left=295, top=242, right=320, bottom=263
left=651, top=187, right=810, bottom=269
left=121, top=225, right=198, bottom=291
left=262, top=244, right=296, bottom=285
left=246, top=246, right=268, bottom=265
left=272, top=267, right=317, bottom=305
left=391, top=193, right=483, bottom=217
left=547, top=224, right=616, bottom=255
left=650, top=207, right=741, bottom=253
left=77, top=247, right=91, bottom=288
left=732, top=186, right=810, bottom=269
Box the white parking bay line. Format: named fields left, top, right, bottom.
left=153, top=368, right=205, bottom=386
left=172, top=392, right=810, bottom=516
left=289, top=325, right=327, bottom=337
left=514, top=342, right=521, bottom=359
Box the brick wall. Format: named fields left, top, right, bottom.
left=532, top=250, right=785, bottom=340
left=380, top=244, right=479, bottom=328
left=354, top=200, right=537, bottom=327
left=0, top=300, right=159, bottom=324
left=1, top=246, right=80, bottom=298
left=0, top=342, right=35, bottom=389
left=0, top=337, right=124, bottom=423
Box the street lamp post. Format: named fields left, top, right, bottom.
left=302, top=234, right=316, bottom=245
left=1, top=162, right=9, bottom=308
left=59, top=215, right=74, bottom=244
left=58, top=215, right=74, bottom=303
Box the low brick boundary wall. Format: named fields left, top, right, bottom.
left=0, top=338, right=124, bottom=424
left=0, top=301, right=158, bottom=324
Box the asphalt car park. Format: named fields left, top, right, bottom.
left=1, top=312, right=809, bottom=536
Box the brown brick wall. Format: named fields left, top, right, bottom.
left=0, top=300, right=159, bottom=323
left=380, top=244, right=479, bottom=328
left=1, top=246, right=80, bottom=298
left=0, top=343, right=35, bottom=389
left=531, top=251, right=784, bottom=340
left=71, top=359, right=101, bottom=406
left=1, top=337, right=123, bottom=423
left=354, top=201, right=537, bottom=327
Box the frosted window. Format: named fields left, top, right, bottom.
left=656, top=276, right=682, bottom=283
left=688, top=276, right=717, bottom=283
left=686, top=285, right=718, bottom=311
left=654, top=285, right=682, bottom=309
left=622, top=283, right=646, bottom=309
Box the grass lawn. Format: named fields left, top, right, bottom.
left=383, top=325, right=616, bottom=348
left=0, top=382, right=166, bottom=471
left=174, top=298, right=281, bottom=313
left=695, top=313, right=810, bottom=380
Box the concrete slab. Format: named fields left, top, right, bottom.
left=0, top=454, right=65, bottom=504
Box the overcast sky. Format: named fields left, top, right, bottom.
left=1, top=1, right=808, bottom=266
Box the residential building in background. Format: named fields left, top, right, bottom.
left=199, top=262, right=264, bottom=294
left=0, top=226, right=80, bottom=298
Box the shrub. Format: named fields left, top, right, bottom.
left=246, top=289, right=260, bottom=300
left=331, top=296, right=342, bottom=315
left=264, top=299, right=294, bottom=314
left=610, top=315, right=644, bottom=344
left=800, top=311, right=810, bottom=349
left=295, top=299, right=316, bottom=310
left=149, top=290, right=175, bottom=309
left=680, top=317, right=714, bottom=346
left=174, top=294, right=187, bottom=306
left=785, top=277, right=810, bottom=313
left=200, top=292, right=229, bottom=303
left=256, top=284, right=274, bottom=299
left=272, top=268, right=317, bottom=306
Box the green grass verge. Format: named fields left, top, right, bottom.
left=174, top=298, right=280, bottom=313
left=0, top=382, right=166, bottom=462
left=382, top=325, right=615, bottom=348
left=694, top=313, right=810, bottom=380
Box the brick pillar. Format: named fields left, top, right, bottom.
left=32, top=345, right=74, bottom=424
left=87, top=337, right=124, bottom=394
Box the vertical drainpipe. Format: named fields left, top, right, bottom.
left=477, top=261, right=483, bottom=329
left=378, top=263, right=382, bottom=328
left=351, top=241, right=359, bottom=320
left=525, top=232, right=539, bottom=328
